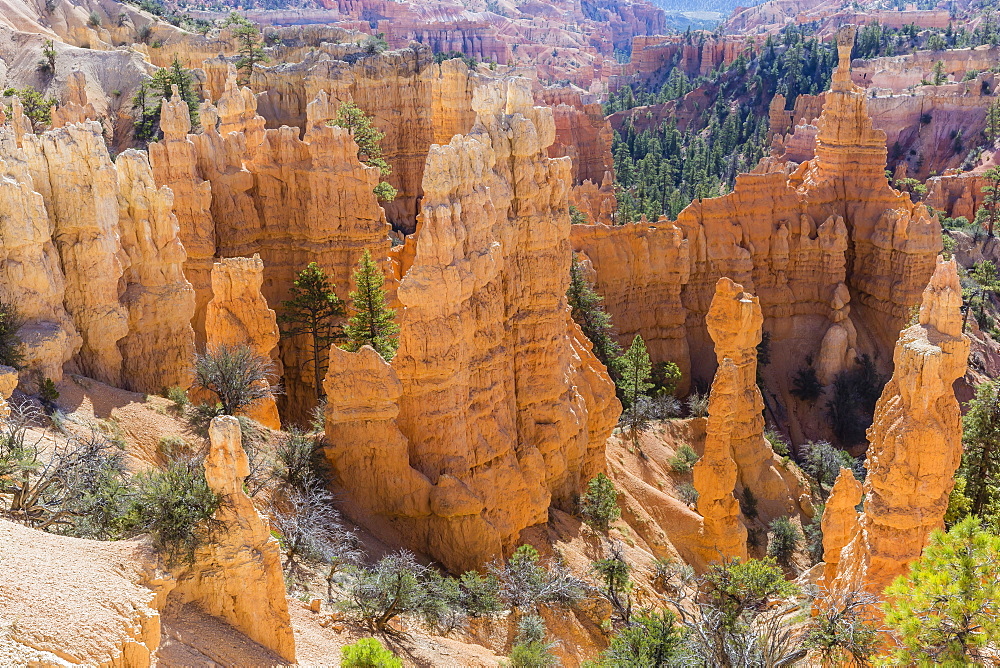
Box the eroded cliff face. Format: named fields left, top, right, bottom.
left=828, top=256, right=969, bottom=598
left=322, top=78, right=620, bottom=572
left=572, top=26, right=941, bottom=445
left=0, top=118, right=194, bottom=393
left=162, top=416, right=296, bottom=662
left=151, top=75, right=393, bottom=418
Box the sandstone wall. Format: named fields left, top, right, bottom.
left=829, top=256, right=969, bottom=597
left=0, top=119, right=195, bottom=393
left=322, top=78, right=620, bottom=572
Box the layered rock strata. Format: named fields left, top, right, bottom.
left=0, top=119, right=194, bottom=392
left=829, top=256, right=969, bottom=597
left=323, top=78, right=620, bottom=571
left=116, top=150, right=196, bottom=394
left=205, top=256, right=282, bottom=430
left=572, top=26, right=941, bottom=444
left=166, top=416, right=295, bottom=662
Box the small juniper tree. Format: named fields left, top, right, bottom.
left=567, top=253, right=622, bottom=379
left=343, top=249, right=399, bottom=360
left=580, top=472, right=621, bottom=531
left=224, top=13, right=268, bottom=86
left=278, top=262, right=344, bottom=399
left=4, top=87, right=56, bottom=132
left=0, top=300, right=24, bottom=369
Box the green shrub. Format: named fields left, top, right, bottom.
left=273, top=427, right=317, bottom=490
left=508, top=614, right=558, bottom=668
left=87, top=10, right=102, bottom=26
left=580, top=472, right=620, bottom=531
left=703, top=556, right=798, bottom=622
left=668, top=444, right=699, bottom=473
left=678, top=482, right=698, bottom=505
left=38, top=377, right=59, bottom=411
left=686, top=391, right=709, bottom=417
left=0, top=300, right=24, bottom=369
left=491, top=544, right=586, bottom=609
left=340, top=637, right=401, bottom=668
left=128, top=458, right=221, bottom=564
left=458, top=570, right=503, bottom=616
left=165, top=385, right=188, bottom=409
left=596, top=611, right=684, bottom=667
left=194, top=344, right=277, bottom=416
left=764, top=429, right=789, bottom=457
left=767, top=516, right=801, bottom=565
left=826, top=354, right=886, bottom=445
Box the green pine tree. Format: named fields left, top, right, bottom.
left=976, top=167, right=1000, bottom=238
left=883, top=516, right=1000, bottom=664
left=343, top=249, right=399, bottom=360
left=568, top=254, right=622, bottom=379
left=224, top=13, right=268, bottom=86
left=278, top=262, right=344, bottom=399
left=132, top=57, right=199, bottom=142
left=331, top=101, right=396, bottom=202
left=617, top=334, right=653, bottom=446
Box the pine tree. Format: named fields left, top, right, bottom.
left=224, top=13, right=268, bottom=86
left=959, top=379, right=1000, bottom=520
left=331, top=101, right=396, bottom=201
left=976, top=167, right=1000, bottom=238
left=933, top=59, right=947, bottom=85
left=343, top=249, right=399, bottom=361
left=567, top=254, right=622, bottom=378
left=278, top=263, right=344, bottom=399
left=883, top=516, right=1000, bottom=664
left=617, top=334, right=653, bottom=447
left=987, top=99, right=1000, bottom=144
left=132, top=57, right=199, bottom=142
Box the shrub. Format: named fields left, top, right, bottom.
left=87, top=10, right=102, bottom=26
left=804, top=589, right=880, bottom=667
left=669, top=444, right=699, bottom=473
left=686, top=391, right=709, bottom=417
left=703, top=556, right=798, bottom=622
left=790, top=365, right=822, bottom=402
left=801, top=440, right=860, bottom=496
left=650, top=394, right=682, bottom=419
left=458, top=570, right=503, bottom=617
left=580, top=473, right=620, bottom=531
left=508, top=614, right=558, bottom=668
left=804, top=504, right=824, bottom=564
left=165, top=385, right=188, bottom=410
left=651, top=360, right=682, bottom=396
left=38, top=376, right=59, bottom=405
left=764, top=429, right=789, bottom=457
left=194, top=344, right=278, bottom=416
left=596, top=611, right=684, bottom=667
left=270, top=484, right=362, bottom=599
left=273, top=427, right=317, bottom=490
left=491, top=544, right=587, bottom=609
left=128, top=458, right=221, bottom=564
left=593, top=540, right=634, bottom=624
left=0, top=300, right=24, bottom=369
left=766, top=516, right=801, bottom=565
left=678, top=482, right=698, bottom=505
left=346, top=550, right=447, bottom=631
left=340, top=637, right=402, bottom=668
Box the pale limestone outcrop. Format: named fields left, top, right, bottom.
left=166, top=416, right=295, bottom=662
left=829, top=256, right=969, bottom=597
left=149, top=88, right=215, bottom=346
left=0, top=130, right=79, bottom=383
left=21, top=121, right=128, bottom=387
left=115, top=150, right=196, bottom=394
left=204, top=256, right=281, bottom=430
left=322, top=78, right=620, bottom=572
left=819, top=468, right=863, bottom=589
